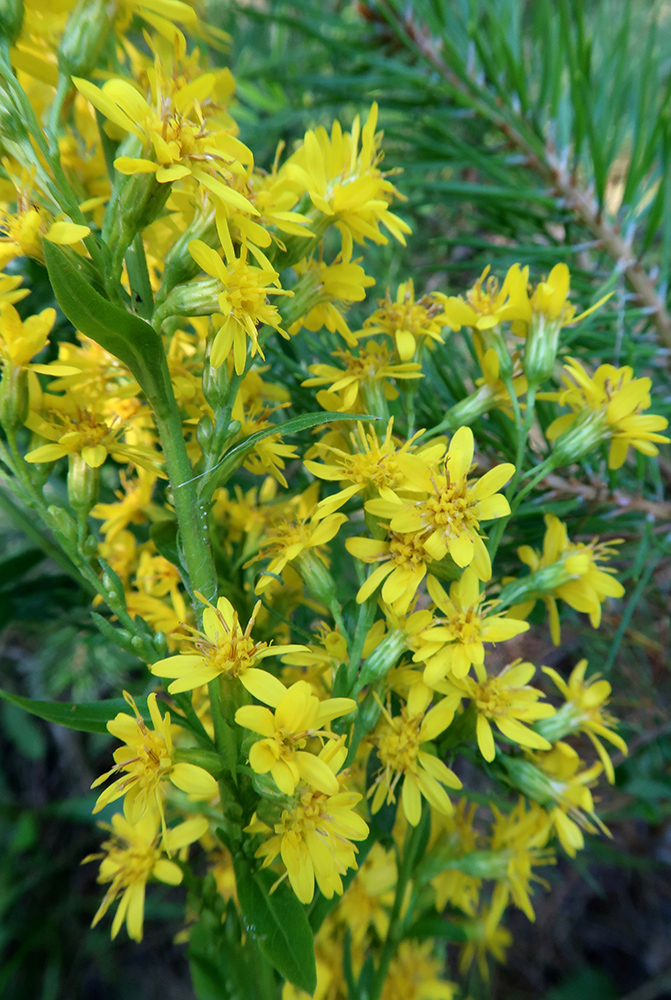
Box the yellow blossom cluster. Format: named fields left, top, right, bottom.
left=0, top=4, right=663, bottom=998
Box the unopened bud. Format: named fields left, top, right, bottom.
left=67, top=452, right=100, bottom=517
left=58, top=0, right=113, bottom=78
left=294, top=549, right=337, bottom=605
left=523, top=312, right=562, bottom=388
left=0, top=364, right=28, bottom=432
left=353, top=629, right=406, bottom=693
left=500, top=755, right=556, bottom=806
left=549, top=409, right=608, bottom=469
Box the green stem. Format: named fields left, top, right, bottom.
left=47, top=75, right=72, bottom=138
left=369, top=807, right=428, bottom=1000
left=125, top=234, right=154, bottom=320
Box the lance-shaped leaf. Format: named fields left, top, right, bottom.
left=232, top=858, right=317, bottom=995
left=0, top=689, right=150, bottom=734
left=43, top=242, right=174, bottom=418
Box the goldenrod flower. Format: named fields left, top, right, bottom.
left=0, top=301, right=58, bottom=369
left=511, top=514, right=624, bottom=643
left=489, top=801, right=555, bottom=921
left=362, top=278, right=450, bottom=361
left=330, top=842, right=396, bottom=945
left=346, top=529, right=433, bottom=616
left=189, top=239, right=290, bottom=372
left=381, top=940, right=457, bottom=1000
left=0, top=200, right=90, bottom=268
left=250, top=740, right=369, bottom=904
left=91, top=469, right=157, bottom=542
left=24, top=403, right=163, bottom=471
left=509, top=262, right=611, bottom=334
left=253, top=489, right=347, bottom=595
left=541, top=659, right=627, bottom=783
left=74, top=63, right=254, bottom=188
left=453, top=659, right=554, bottom=762
left=458, top=893, right=512, bottom=980
left=303, top=339, right=422, bottom=414
left=282, top=103, right=411, bottom=256
left=363, top=426, right=514, bottom=582
left=306, top=418, right=441, bottom=519
left=151, top=595, right=307, bottom=698
left=85, top=808, right=208, bottom=941
left=0, top=270, right=29, bottom=305
left=544, top=357, right=669, bottom=469
left=442, top=263, right=527, bottom=332
left=234, top=679, right=355, bottom=795
left=413, top=569, right=529, bottom=684
left=431, top=801, right=482, bottom=917
left=91, top=692, right=218, bottom=825
left=288, top=253, right=375, bottom=343
left=368, top=691, right=462, bottom=826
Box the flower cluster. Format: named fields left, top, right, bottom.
left=0, top=6, right=659, bottom=999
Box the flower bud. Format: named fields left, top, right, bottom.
left=48, top=504, right=78, bottom=546
left=67, top=452, right=100, bottom=518
left=58, top=0, right=113, bottom=78
left=0, top=0, right=23, bottom=45
left=549, top=408, right=608, bottom=469
left=497, top=558, right=588, bottom=610
left=0, top=364, right=28, bottom=432
left=294, top=549, right=337, bottom=605
left=535, top=703, right=582, bottom=743
left=499, top=755, right=556, bottom=806
left=523, top=312, right=562, bottom=388
left=353, top=629, right=406, bottom=693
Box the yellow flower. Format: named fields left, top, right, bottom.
left=362, top=278, right=450, bottom=361
left=24, top=402, right=163, bottom=471
left=381, top=940, right=457, bottom=1000
left=288, top=252, right=375, bottom=343
left=413, top=569, right=529, bottom=684
left=541, top=659, right=627, bottom=783
left=431, top=801, right=482, bottom=916
left=303, top=339, right=422, bottom=414
left=363, top=425, right=514, bottom=582
left=346, top=529, right=433, bottom=616
left=523, top=744, right=607, bottom=857
left=91, top=469, right=157, bottom=541
left=511, top=514, right=625, bottom=643
left=84, top=808, right=208, bottom=942
left=509, top=262, right=611, bottom=334
left=544, top=357, right=669, bottom=469
left=253, top=489, right=347, bottom=595
left=234, top=679, right=355, bottom=796
left=368, top=688, right=462, bottom=826
left=441, top=263, right=528, bottom=332
left=188, top=239, right=290, bottom=372
left=453, top=659, right=554, bottom=762
left=330, top=842, right=396, bottom=945
left=73, top=63, right=254, bottom=188
left=489, top=801, right=555, bottom=921
left=0, top=199, right=90, bottom=268
left=91, top=692, right=218, bottom=825
left=151, top=595, right=307, bottom=698
left=0, top=301, right=58, bottom=369
left=282, top=103, right=411, bottom=257
left=458, top=893, right=512, bottom=980
left=250, top=739, right=369, bottom=904
left=305, top=418, right=442, bottom=519
left=0, top=270, right=29, bottom=305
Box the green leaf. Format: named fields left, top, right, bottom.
left=202, top=411, right=377, bottom=496
left=43, top=242, right=174, bottom=417
left=233, top=858, right=317, bottom=994
left=0, top=688, right=149, bottom=735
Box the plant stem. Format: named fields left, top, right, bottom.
left=368, top=808, right=428, bottom=1000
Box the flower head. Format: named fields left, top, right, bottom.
left=362, top=279, right=450, bottom=361
left=91, top=692, right=218, bottom=829
left=368, top=689, right=462, bottom=826
left=235, top=679, right=355, bottom=796
left=84, top=808, right=208, bottom=941
left=151, top=594, right=307, bottom=698
left=544, top=357, right=669, bottom=469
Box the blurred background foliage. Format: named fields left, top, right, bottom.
left=2, top=1, right=671, bottom=997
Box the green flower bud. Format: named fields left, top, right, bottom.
left=353, top=629, right=406, bottom=693
left=523, top=312, right=562, bottom=388
left=67, top=452, right=100, bottom=518
left=549, top=408, right=608, bottom=469
left=294, top=549, right=337, bottom=605
left=0, top=363, right=28, bottom=432
left=47, top=504, right=78, bottom=546
left=58, top=0, right=113, bottom=78
left=500, top=755, right=556, bottom=806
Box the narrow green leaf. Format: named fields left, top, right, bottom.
left=202, top=411, right=376, bottom=496
left=0, top=688, right=150, bottom=734
left=233, top=859, right=317, bottom=994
